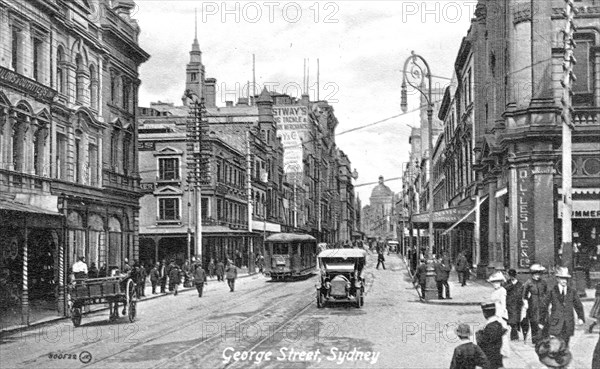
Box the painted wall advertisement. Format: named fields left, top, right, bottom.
left=517, top=167, right=535, bottom=268
left=273, top=106, right=309, bottom=175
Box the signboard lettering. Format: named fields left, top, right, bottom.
left=517, top=168, right=534, bottom=268
left=0, top=66, right=57, bottom=102
left=274, top=105, right=310, bottom=179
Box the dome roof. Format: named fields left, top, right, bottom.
left=371, top=176, right=393, bottom=198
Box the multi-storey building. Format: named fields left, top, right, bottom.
left=362, top=176, right=396, bottom=242
left=0, top=0, right=148, bottom=325
left=406, top=1, right=600, bottom=283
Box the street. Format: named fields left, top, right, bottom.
left=1, top=253, right=594, bottom=368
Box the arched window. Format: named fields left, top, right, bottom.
left=89, top=64, right=98, bottom=110
left=74, top=130, right=83, bottom=183
left=12, top=105, right=30, bottom=172
left=56, top=47, right=65, bottom=94
left=75, top=54, right=85, bottom=103
left=33, top=127, right=45, bottom=176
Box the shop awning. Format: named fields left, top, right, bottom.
left=0, top=195, right=61, bottom=216
left=252, top=220, right=281, bottom=233
left=442, top=195, right=489, bottom=235
left=140, top=225, right=251, bottom=235
left=411, top=206, right=475, bottom=226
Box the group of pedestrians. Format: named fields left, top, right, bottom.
left=411, top=253, right=453, bottom=299
left=449, top=264, right=598, bottom=369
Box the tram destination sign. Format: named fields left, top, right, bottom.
left=0, top=66, right=57, bottom=102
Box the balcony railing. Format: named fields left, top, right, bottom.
left=573, top=107, right=600, bottom=126
left=0, top=168, right=52, bottom=193
left=103, top=169, right=140, bottom=192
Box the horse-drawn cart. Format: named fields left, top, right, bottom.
left=68, top=276, right=137, bottom=327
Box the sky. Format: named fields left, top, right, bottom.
left=133, top=0, right=475, bottom=204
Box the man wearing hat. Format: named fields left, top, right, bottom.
left=504, top=269, right=525, bottom=341
left=543, top=267, right=585, bottom=347
left=476, top=303, right=508, bottom=369
left=449, top=323, right=489, bottom=369
left=521, top=263, right=549, bottom=344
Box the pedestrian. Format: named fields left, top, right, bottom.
left=122, top=258, right=131, bottom=275
left=376, top=250, right=386, bottom=270
left=449, top=323, right=489, bottom=369
left=216, top=259, right=225, bottom=282
left=208, top=259, right=215, bottom=279
left=182, top=259, right=192, bottom=287
left=150, top=262, right=160, bottom=294
left=476, top=302, right=508, bottom=369
left=255, top=253, right=264, bottom=273
left=588, top=282, right=600, bottom=334
left=413, top=259, right=427, bottom=299
left=434, top=256, right=451, bottom=299
left=193, top=263, right=207, bottom=297
left=225, top=260, right=238, bottom=292
left=168, top=260, right=181, bottom=296
left=504, top=269, right=525, bottom=341
left=72, top=256, right=88, bottom=279
left=543, top=267, right=585, bottom=347
left=137, top=261, right=146, bottom=297
left=159, top=259, right=167, bottom=293
left=488, top=271, right=508, bottom=320
left=521, top=263, right=549, bottom=344
left=98, top=263, right=107, bottom=277
left=456, top=252, right=469, bottom=287
left=88, top=262, right=99, bottom=278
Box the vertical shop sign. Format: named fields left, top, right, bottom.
left=517, top=167, right=535, bottom=267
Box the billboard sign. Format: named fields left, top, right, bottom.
left=274, top=106, right=310, bottom=176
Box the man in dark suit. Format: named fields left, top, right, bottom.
left=543, top=267, right=585, bottom=347
left=193, top=263, right=207, bottom=297
left=504, top=269, right=524, bottom=341
left=521, top=263, right=548, bottom=344
left=159, top=259, right=167, bottom=293
left=476, top=303, right=507, bottom=369
left=434, top=256, right=451, bottom=299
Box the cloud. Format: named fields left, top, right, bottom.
left=135, top=0, right=472, bottom=205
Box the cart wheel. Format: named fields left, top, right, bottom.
left=317, top=291, right=325, bottom=308
left=72, top=307, right=82, bottom=327
left=128, top=300, right=137, bottom=322
left=355, top=288, right=362, bottom=308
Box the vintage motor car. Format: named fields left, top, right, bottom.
left=315, top=248, right=367, bottom=308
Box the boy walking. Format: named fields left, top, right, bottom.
left=450, top=323, right=489, bottom=369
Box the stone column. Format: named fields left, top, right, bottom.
left=533, top=164, right=555, bottom=268
left=487, top=179, right=498, bottom=274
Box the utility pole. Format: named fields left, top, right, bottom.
left=561, top=0, right=575, bottom=269
left=246, top=130, right=254, bottom=263
left=185, top=90, right=209, bottom=265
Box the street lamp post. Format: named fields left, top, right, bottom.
left=401, top=51, right=437, bottom=300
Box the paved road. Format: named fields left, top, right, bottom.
left=1, top=254, right=596, bottom=368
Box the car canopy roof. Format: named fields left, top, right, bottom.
left=318, top=249, right=367, bottom=259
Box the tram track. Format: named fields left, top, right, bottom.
left=76, top=278, right=316, bottom=368
left=149, top=286, right=316, bottom=369
left=15, top=278, right=283, bottom=368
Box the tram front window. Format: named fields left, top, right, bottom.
left=273, top=243, right=289, bottom=255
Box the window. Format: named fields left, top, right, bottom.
left=75, top=137, right=82, bottom=183
left=56, top=48, right=65, bottom=94
left=89, top=65, right=98, bottom=110
left=159, top=198, right=180, bottom=220
left=33, top=37, right=43, bottom=81
left=122, top=78, right=130, bottom=111
left=191, top=72, right=197, bottom=81
left=56, top=133, right=67, bottom=179
left=33, top=128, right=45, bottom=176
left=123, top=135, right=130, bottom=175
left=110, top=130, right=119, bottom=170
left=88, top=143, right=98, bottom=186
left=110, top=72, right=119, bottom=104
left=75, top=54, right=84, bottom=103
left=573, top=33, right=595, bottom=106
left=158, top=158, right=179, bottom=180
left=11, top=26, right=21, bottom=72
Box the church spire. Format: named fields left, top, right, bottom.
left=183, top=9, right=205, bottom=105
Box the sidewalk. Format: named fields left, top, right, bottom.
left=0, top=270, right=257, bottom=335
left=402, top=257, right=598, bottom=369
left=403, top=257, right=595, bottom=305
